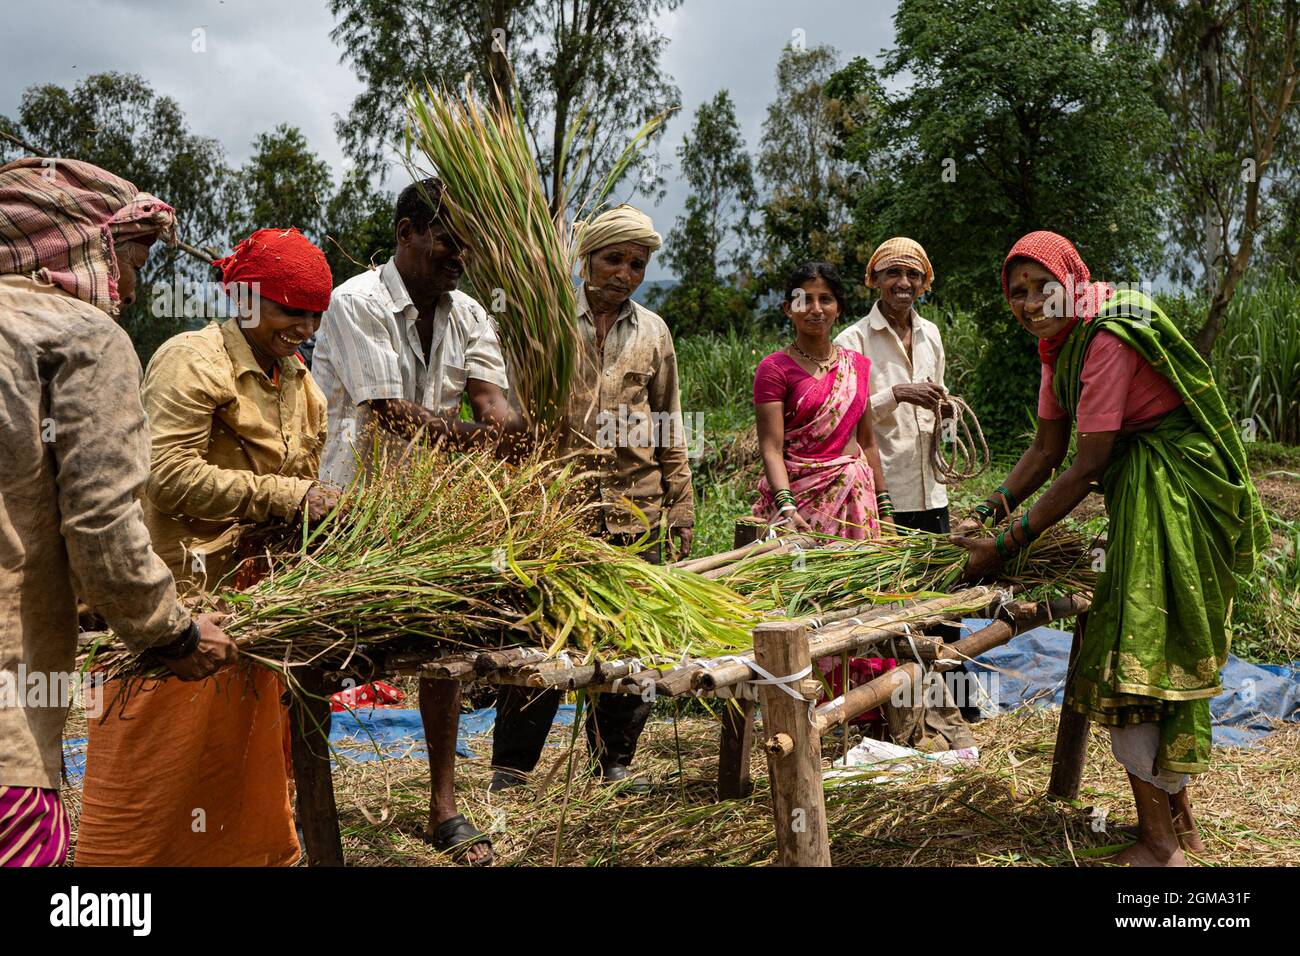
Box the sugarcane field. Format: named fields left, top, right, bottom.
left=3, top=0, right=1299, bottom=925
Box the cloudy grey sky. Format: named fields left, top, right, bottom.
left=0, top=0, right=899, bottom=278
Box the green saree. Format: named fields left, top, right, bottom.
left=1052, top=289, right=1269, bottom=774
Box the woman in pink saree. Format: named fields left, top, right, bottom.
left=754, top=262, right=892, bottom=539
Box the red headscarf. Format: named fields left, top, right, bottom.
left=1001, top=230, right=1113, bottom=366
left=214, top=227, right=332, bottom=312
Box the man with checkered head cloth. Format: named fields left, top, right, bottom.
left=489, top=204, right=695, bottom=797
left=835, top=237, right=954, bottom=533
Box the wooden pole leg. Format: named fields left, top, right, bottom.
left=1048, top=610, right=1090, bottom=800
left=289, top=666, right=344, bottom=866
left=717, top=700, right=755, bottom=800
left=733, top=516, right=764, bottom=549
left=754, top=621, right=831, bottom=866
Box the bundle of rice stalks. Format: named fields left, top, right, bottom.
left=84, top=447, right=758, bottom=685
left=719, top=527, right=1096, bottom=617
left=405, top=81, right=668, bottom=428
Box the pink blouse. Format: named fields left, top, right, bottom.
left=753, top=349, right=872, bottom=459
left=1038, top=331, right=1182, bottom=432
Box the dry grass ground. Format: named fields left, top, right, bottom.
left=59, top=686, right=1298, bottom=866
left=312, top=706, right=1298, bottom=867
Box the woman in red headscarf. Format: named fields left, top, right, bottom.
left=953, top=231, right=1267, bottom=867
left=76, top=228, right=339, bottom=867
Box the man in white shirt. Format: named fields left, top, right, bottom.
left=313, top=179, right=524, bottom=865
left=835, top=237, right=952, bottom=533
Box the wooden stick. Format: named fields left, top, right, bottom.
left=673, top=533, right=813, bottom=576
left=810, top=593, right=1091, bottom=732
left=753, top=621, right=830, bottom=866
left=716, top=700, right=756, bottom=799
left=813, top=661, right=923, bottom=734
left=694, top=587, right=996, bottom=692
left=288, top=666, right=345, bottom=866
left=1048, top=609, right=1091, bottom=800
left=0, top=127, right=48, bottom=157
left=909, top=594, right=1092, bottom=662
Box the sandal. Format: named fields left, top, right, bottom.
left=425, top=814, right=494, bottom=867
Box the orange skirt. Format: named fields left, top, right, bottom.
left=75, top=666, right=299, bottom=867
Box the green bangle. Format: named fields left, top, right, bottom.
left=996, top=485, right=1018, bottom=511
left=1020, top=512, right=1038, bottom=543
left=973, top=502, right=995, bottom=522
left=994, top=532, right=1013, bottom=561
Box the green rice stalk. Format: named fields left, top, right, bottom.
left=404, top=80, right=671, bottom=429
left=85, top=446, right=759, bottom=685
left=720, top=527, right=1097, bottom=617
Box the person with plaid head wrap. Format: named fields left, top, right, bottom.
left=954, top=231, right=1268, bottom=867
left=0, top=157, right=236, bottom=868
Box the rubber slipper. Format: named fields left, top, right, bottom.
left=425, top=813, right=493, bottom=866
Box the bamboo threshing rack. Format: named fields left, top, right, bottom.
left=276, top=519, right=1093, bottom=868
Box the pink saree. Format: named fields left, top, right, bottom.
left=753, top=348, right=880, bottom=539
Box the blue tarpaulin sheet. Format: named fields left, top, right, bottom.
left=62, top=704, right=578, bottom=783
left=328, top=703, right=577, bottom=763
left=961, top=618, right=1300, bottom=747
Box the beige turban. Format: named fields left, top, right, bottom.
left=865, top=237, right=934, bottom=294
left=575, top=204, right=662, bottom=280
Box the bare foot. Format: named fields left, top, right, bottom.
left=1169, top=792, right=1206, bottom=854
left=1115, top=821, right=1204, bottom=853
left=1109, top=841, right=1186, bottom=867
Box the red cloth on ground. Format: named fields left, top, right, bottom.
left=215, top=227, right=333, bottom=312
left=815, top=656, right=897, bottom=725
left=1037, top=331, right=1183, bottom=431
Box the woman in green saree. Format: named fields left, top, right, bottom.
left=954, top=231, right=1268, bottom=867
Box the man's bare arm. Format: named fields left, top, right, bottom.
left=369, top=380, right=526, bottom=457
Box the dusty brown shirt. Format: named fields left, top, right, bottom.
left=562, top=287, right=694, bottom=534
left=141, top=318, right=327, bottom=589
left=0, top=275, right=188, bottom=790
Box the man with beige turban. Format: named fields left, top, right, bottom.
left=834, top=237, right=953, bottom=533
left=489, top=204, right=694, bottom=794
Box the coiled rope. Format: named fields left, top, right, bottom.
left=930, top=395, right=990, bottom=484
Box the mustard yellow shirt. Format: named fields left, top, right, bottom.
left=141, top=318, right=327, bottom=589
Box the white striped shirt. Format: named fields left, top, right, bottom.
left=313, top=258, right=510, bottom=487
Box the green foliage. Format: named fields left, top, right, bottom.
left=324, top=167, right=396, bottom=282
left=0, top=72, right=398, bottom=360
left=1124, top=1, right=1300, bottom=285
left=0, top=72, right=229, bottom=361
left=676, top=326, right=782, bottom=430
left=654, top=90, right=757, bottom=336
left=756, top=44, right=861, bottom=309
left=226, top=124, right=333, bottom=244
left=1159, top=271, right=1300, bottom=445
left=1231, top=514, right=1300, bottom=665
left=328, top=0, right=681, bottom=211
left=225, top=124, right=394, bottom=286
left=827, top=0, right=1167, bottom=307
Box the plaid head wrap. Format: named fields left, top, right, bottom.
left=0, top=157, right=175, bottom=315
left=575, top=204, right=661, bottom=281
left=865, top=237, right=934, bottom=294
left=1001, top=230, right=1114, bottom=365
